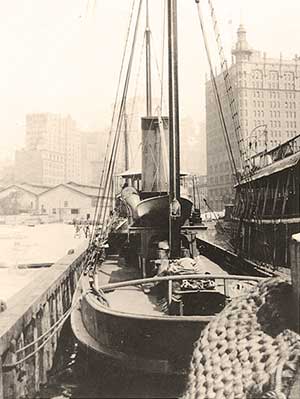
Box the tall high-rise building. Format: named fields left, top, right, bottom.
left=206, top=24, right=300, bottom=211
left=15, top=113, right=108, bottom=186
left=80, top=130, right=107, bottom=185
left=16, top=113, right=81, bottom=185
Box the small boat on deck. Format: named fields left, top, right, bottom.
left=71, top=0, right=263, bottom=377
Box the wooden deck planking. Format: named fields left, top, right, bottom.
left=96, top=255, right=231, bottom=316
left=97, top=259, right=162, bottom=315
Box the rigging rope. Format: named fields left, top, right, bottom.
left=195, top=1, right=238, bottom=182
left=195, top=0, right=269, bottom=261
left=206, top=0, right=247, bottom=171
left=128, top=33, right=146, bottom=157
left=89, top=0, right=138, bottom=244
left=3, top=292, right=87, bottom=370
left=97, top=0, right=143, bottom=242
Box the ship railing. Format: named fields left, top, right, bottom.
left=98, top=274, right=264, bottom=306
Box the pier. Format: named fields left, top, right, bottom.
left=0, top=243, right=87, bottom=399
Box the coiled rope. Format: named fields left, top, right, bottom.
left=182, top=278, right=300, bottom=399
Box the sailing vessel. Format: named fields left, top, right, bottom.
left=71, top=0, right=262, bottom=375
left=230, top=134, right=300, bottom=272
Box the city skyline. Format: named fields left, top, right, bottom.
left=1, top=1, right=300, bottom=162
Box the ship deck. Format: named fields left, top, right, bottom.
left=96, top=255, right=228, bottom=316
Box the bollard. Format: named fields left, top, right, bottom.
left=290, top=233, right=300, bottom=332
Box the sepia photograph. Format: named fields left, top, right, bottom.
left=0, top=1, right=299, bottom=398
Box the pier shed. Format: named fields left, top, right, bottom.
left=38, top=181, right=103, bottom=223
left=0, top=184, right=49, bottom=215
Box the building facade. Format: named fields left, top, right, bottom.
left=15, top=114, right=107, bottom=186
left=80, top=130, right=106, bottom=185
left=0, top=183, right=49, bottom=215
left=38, top=182, right=101, bottom=222
left=206, top=25, right=300, bottom=211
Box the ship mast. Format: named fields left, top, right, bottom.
left=145, top=0, right=152, bottom=116
left=168, top=0, right=181, bottom=258
left=123, top=107, right=129, bottom=171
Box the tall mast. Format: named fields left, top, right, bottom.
left=145, top=0, right=152, bottom=116
left=123, top=106, right=129, bottom=171
left=168, top=0, right=181, bottom=258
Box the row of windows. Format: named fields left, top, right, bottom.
left=270, top=111, right=281, bottom=118
left=287, top=130, right=297, bottom=137
left=239, top=90, right=297, bottom=100
left=270, top=101, right=280, bottom=108
left=240, top=80, right=298, bottom=90
left=269, top=130, right=281, bottom=138
left=286, top=121, right=297, bottom=128
left=270, top=120, right=281, bottom=128
left=253, top=100, right=264, bottom=108
left=43, top=198, right=98, bottom=213
left=52, top=208, right=79, bottom=215
left=254, top=70, right=295, bottom=81
left=253, top=120, right=265, bottom=126
left=43, top=153, right=64, bottom=162
left=286, top=92, right=296, bottom=99
left=253, top=91, right=264, bottom=98
left=254, top=110, right=264, bottom=117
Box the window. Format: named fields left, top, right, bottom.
left=71, top=209, right=79, bottom=215
left=64, top=201, right=68, bottom=207
left=52, top=208, right=56, bottom=214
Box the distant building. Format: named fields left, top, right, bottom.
left=80, top=130, right=106, bottom=185
left=0, top=160, right=15, bottom=187
left=185, top=174, right=207, bottom=211
left=15, top=113, right=107, bottom=186
left=0, top=183, right=50, bottom=215
left=14, top=150, right=44, bottom=185
left=206, top=24, right=300, bottom=211
left=38, top=181, right=103, bottom=222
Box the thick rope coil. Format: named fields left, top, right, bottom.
left=182, top=278, right=300, bottom=399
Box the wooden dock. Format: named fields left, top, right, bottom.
left=0, top=243, right=87, bottom=399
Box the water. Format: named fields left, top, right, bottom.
left=37, top=322, right=186, bottom=399
left=0, top=223, right=86, bottom=301
left=197, top=220, right=233, bottom=251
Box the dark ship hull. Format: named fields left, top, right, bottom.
left=71, top=256, right=261, bottom=374
left=230, top=136, right=300, bottom=270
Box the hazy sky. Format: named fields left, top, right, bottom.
left=1, top=0, right=300, bottom=160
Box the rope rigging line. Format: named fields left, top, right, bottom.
left=195, top=0, right=268, bottom=260
left=96, top=0, right=144, bottom=242
left=128, top=33, right=146, bottom=156
left=194, top=1, right=238, bottom=182
left=206, top=0, right=247, bottom=170
left=89, top=0, right=138, bottom=244
left=204, top=0, right=270, bottom=234
left=150, top=31, right=168, bottom=114
left=3, top=292, right=88, bottom=370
